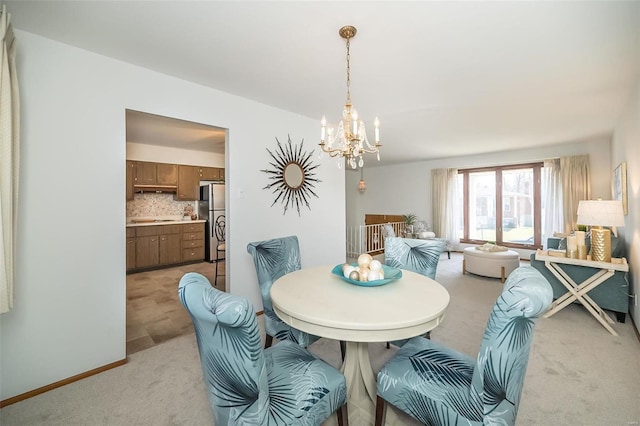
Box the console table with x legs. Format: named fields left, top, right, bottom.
left=534, top=250, right=629, bottom=336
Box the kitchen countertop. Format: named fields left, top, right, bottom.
left=126, top=216, right=206, bottom=227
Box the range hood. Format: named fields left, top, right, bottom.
left=133, top=184, right=177, bottom=193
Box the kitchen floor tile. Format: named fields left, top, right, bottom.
left=126, top=260, right=225, bottom=355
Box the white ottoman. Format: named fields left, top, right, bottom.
left=463, top=246, right=520, bottom=283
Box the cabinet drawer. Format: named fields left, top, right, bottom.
left=182, top=247, right=204, bottom=261
left=160, top=225, right=182, bottom=235
left=136, top=226, right=161, bottom=237
left=183, top=239, right=203, bottom=249
left=183, top=231, right=204, bottom=241
left=181, top=223, right=204, bottom=233
left=126, top=228, right=136, bottom=238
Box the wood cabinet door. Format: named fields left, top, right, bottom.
left=135, top=235, right=159, bottom=268
left=159, top=233, right=181, bottom=265
left=126, top=237, right=136, bottom=270
left=135, top=161, right=157, bottom=185
left=126, top=160, right=135, bottom=200
left=176, top=165, right=199, bottom=200
left=156, top=163, right=178, bottom=185
left=199, top=167, right=224, bottom=181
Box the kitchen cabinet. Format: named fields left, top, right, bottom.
left=156, top=163, right=178, bottom=185
left=199, top=166, right=224, bottom=182
left=126, top=227, right=136, bottom=270
left=135, top=226, right=160, bottom=268
left=176, top=165, right=200, bottom=201
left=125, top=161, right=223, bottom=201
left=182, top=222, right=205, bottom=262
left=159, top=225, right=182, bottom=265
left=134, top=161, right=178, bottom=186
left=127, top=222, right=205, bottom=273
left=126, top=160, right=135, bottom=201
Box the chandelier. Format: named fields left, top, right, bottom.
left=320, top=25, right=381, bottom=169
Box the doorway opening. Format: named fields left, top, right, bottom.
left=125, top=109, right=228, bottom=355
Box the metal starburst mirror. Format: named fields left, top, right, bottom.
left=261, top=136, right=321, bottom=216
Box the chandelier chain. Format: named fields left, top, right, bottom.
left=345, top=37, right=351, bottom=105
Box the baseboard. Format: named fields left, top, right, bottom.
left=631, top=311, right=640, bottom=343
left=0, top=358, right=127, bottom=408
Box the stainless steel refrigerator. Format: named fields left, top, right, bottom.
left=198, top=182, right=225, bottom=262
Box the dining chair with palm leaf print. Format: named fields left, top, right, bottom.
left=374, top=266, right=552, bottom=426
left=384, top=237, right=446, bottom=347
left=384, top=237, right=446, bottom=280
left=246, top=235, right=321, bottom=349
left=179, top=272, right=349, bottom=426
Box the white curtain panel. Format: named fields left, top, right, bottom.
left=0, top=5, right=20, bottom=313
left=560, top=155, right=590, bottom=233
left=542, top=158, right=563, bottom=244
left=431, top=168, right=460, bottom=248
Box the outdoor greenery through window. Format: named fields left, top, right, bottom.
left=458, top=163, right=542, bottom=248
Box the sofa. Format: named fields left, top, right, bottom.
left=529, top=236, right=630, bottom=322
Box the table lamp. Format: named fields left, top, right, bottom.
left=576, top=200, right=625, bottom=262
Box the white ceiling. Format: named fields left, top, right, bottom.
left=126, top=109, right=226, bottom=154
left=5, top=1, right=640, bottom=165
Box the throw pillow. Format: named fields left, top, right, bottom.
left=382, top=224, right=396, bottom=239
left=558, top=238, right=567, bottom=250
left=611, top=235, right=625, bottom=258
left=476, top=243, right=508, bottom=252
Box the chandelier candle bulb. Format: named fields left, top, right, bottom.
left=352, top=110, right=358, bottom=134
left=374, top=118, right=380, bottom=143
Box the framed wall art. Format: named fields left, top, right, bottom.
left=261, top=135, right=321, bottom=216
left=613, top=161, right=627, bottom=215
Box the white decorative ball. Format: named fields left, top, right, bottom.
left=368, top=270, right=381, bottom=281
left=343, top=265, right=356, bottom=278
left=369, top=259, right=382, bottom=272
left=357, top=253, right=373, bottom=268
left=359, top=267, right=370, bottom=282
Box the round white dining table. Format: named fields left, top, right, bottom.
left=271, top=264, right=450, bottom=425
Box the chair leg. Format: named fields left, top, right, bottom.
left=264, top=335, right=273, bottom=349
left=214, top=256, right=219, bottom=287
left=340, top=340, right=346, bottom=361
left=336, top=403, right=349, bottom=426
left=375, top=395, right=386, bottom=426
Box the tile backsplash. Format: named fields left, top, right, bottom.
left=126, top=193, right=196, bottom=218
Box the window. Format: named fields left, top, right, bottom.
left=459, top=163, right=542, bottom=248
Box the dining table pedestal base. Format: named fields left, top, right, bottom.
left=340, top=341, right=404, bottom=426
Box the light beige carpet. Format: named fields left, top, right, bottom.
left=1, top=253, right=639, bottom=425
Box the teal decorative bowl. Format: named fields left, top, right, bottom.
left=331, top=263, right=402, bottom=287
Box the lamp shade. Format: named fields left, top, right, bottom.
left=577, top=200, right=625, bottom=227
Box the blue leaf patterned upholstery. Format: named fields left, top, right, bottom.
left=384, top=237, right=447, bottom=347
left=179, top=272, right=349, bottom=425
left=384, top=237, right=446, bottom=280
left=375, top=266, right=553, bottom=426
left=247, top=236, right=320, bottom=348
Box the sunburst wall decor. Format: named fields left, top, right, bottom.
left=261, top=135, right=321, bottom=216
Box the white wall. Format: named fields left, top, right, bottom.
left=612, top=74, right=640, bottom=330
left=347, top=137, right=612, bottom=229
left=0, top=30, right=345, bottom=400
left=126, top=142, right=225, bottom=168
